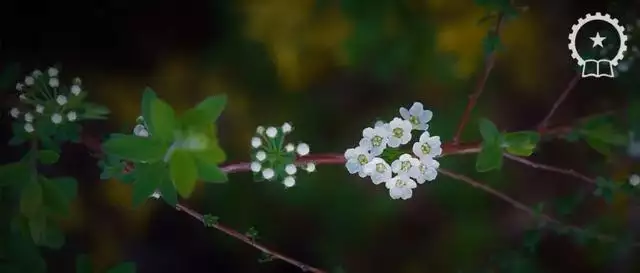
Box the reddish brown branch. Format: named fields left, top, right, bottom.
left=452, top=13, right=505, bottom=145
left=503, top=153, right=596, bottom=184
left=537, top=73, right=581, bottom=131
left=175, top=204, right=326, bottom=273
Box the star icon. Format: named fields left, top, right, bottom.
left=590, top=32, right=606, bottom=48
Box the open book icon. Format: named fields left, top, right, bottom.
left=581, top=59, right=614, bottom=78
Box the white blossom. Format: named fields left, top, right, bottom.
left=283, top=176, right=296, bottom=187
left=19, top=94, right=26, bottom=101
left=256, top=126, right=265, bottom=134
left=363, top=157, right=392, bottom=184
left=387, top=117, right=412, bottom=148
left=71, top=85, right=82, bottom=95
left=344, top=146, right=372, bottom=177
left=250, top=162, right=261, bottom=172
left=630, top=174, right=640, bottom=187
left=296, top=143, right=310, bottom=156
left=414, top=158, right=439, bottom=184
left=24, top=123, right=34, bottom=133
left=305, top=162, right=316, bottom=173
left=251, top=137, right=262, bottom=148
left=32, top=70, right=42, bottom=78
left=385, top=175, right=417, bottom=200
left=285, top=164, right=297, bottom=175
left=399, top=102, right=432, bottom=131
left=24, top=112, right=34, bottom=122
left=16, top=83, right=23, bottom=91
left=282, top=122, right=293, bottom=134
left=73, top=77, right=82, bottom=85
left=412, top=131, right=442, bottom=159
left=133, top=124, right=149, bottom=137
left=255, top=150, right=267, bottom=161
left=391, top=154, right=421, bottom=177
left=266, top=126, right=278, bottom=138
left=47, top=67, right=59, bottom=77
left=35, top=105, right=44, bottom=114
left=25, top=76, right=35, bottom=86
left=9, top=108, right=20, bottom=118
left=285, top=143, right=295, bottom=152
left=56, top=95, right=67, bottom=106
left=262, top=168, right=275, bottom=180
left=67, top=111, right=77, bottom=121
left=359, top=125, right=390, bottom=156
left=51, top=113, right=63, bottom=124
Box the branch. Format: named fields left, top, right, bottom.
left=537, top=73, right=581, bottom=131
left=452, top=13, right=505, bottom=145
left=175, top=203, right=326, bottom=273
left=503, top=153, right=596, bottom=184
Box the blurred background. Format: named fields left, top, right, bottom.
left=1, top=0, right=640, bottom=272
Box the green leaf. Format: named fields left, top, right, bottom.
left=169, top=150, right=198, bottom=198
left=28, top=209, right=47, bottom=243
left=38, top=224, right=65, bottom=249
left=482, top=30, right=502, bottom=56
left=194, top=94, right=227, bottom=122
left=585, top=136, right=611, bottom=157
left=82, top=102, right=111, bottom=120
left=132, top=163, right=163, bottom=207
left=503, top=131, right=540, bottom=156
left=0, top=162, right=29, bottom=187
left=76, top=254, right=93, bottom=273
left=41, top=176, right=77, bottom=217
left=476, top=142, right=503, bottom=172
left=593, top=177, right=616, bottom=203
left=193, top=144, right=226, bottom=165
left=158, top=176, right=178, bottom=206
left=20, top=180, right=43, bottom=217
left=37, top=150, right=59, bottom=165
left=478, top=118, right=501, bottom=144
left=523, top=229, right=542, bottom=253
left=579, top=117, right=627, bottom=146
left=150, top=98, right=177, bottom=142
left=194, top=155, right=228, bottom=183
left=53, top=177, right=78, bottom=200
left=141, top=87, right=158, bottom=133
left=102, top=135, right=169, bottom=163
left=107, top=262, right=136, bottom=273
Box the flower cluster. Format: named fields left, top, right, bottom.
left=344, top=102, right=441, bottom=200
left=8, top=67, right=85, bottom=133
left=250, top=122, right=315, bottom=188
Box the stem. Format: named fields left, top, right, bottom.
left=537, top=73, right=581, bottom=131
left=175, top=203, right=326, bottom=273
left=503, top=153, right=596, bottom=184
left=452, top=13, right=505, bottom=145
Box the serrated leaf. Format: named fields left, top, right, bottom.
left=102, top=135, right=168, bottom=163
left=195, top=95, right=227, bottom=122
left=169, top=150, right=198, bottom=198
left=20, top=180, right=42, bottom=217
left=476, top=142, right=503, bottom=172
left=131, top=163, right=163, bottom=207
left=150, top=98, right=177, bottom=142
left=107, top=262, right=136, bottom=273
left=37, top=150, right=59, bottom=165
left=478, top=118, right=501, bottom=144
left=503, top=131, right=539, bottom=156
left=76, top=254, right=93, bottom=273
left=194, top=157, right=227, bottom=183
left=158, top=176, right=178, bottom=206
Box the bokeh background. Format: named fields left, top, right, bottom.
left=2, top=0, right=640, bottom=272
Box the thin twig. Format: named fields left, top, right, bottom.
left=175, top=203, right=326, bottom=273
left=503, top=153, right=596, bottom=184
left=537, top=73, right=581, bottom=131
left=452, top=13, right=505, bottom=145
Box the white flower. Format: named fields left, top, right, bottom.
left=256, top=126, right=265, bottom=134
left=391, top=154, right=421, bottom=177
left=285, top=164, right=297, bottom=175
left=51, top=113, right=63, bottom=124
left=255, top=150, right=267, bottom=161
left=282, top=122, right=293, bottom=134
left=251, top=137, right=262, bottom=148
left=285, top=143, right=295, bottom=152
left=32, top=70, right=42, bottom=78
left=24, top=123, right=34, bottom=133
left=250, top=162, right=261, bottom=172
left=412, top=131, right=442, bottom=159
left=47, top=67, right=59, bottom=77
left=35, top=105, right=44, bottom=114
left=24, top=112, right=34, bottom=122
left=19, top=94, right=26, bottom=101
left=67, top=111, right=77, bottom=121
left=363, top=157, right=392, bottom=184
left=262, top=168, right=275, bottom=180
left=344, top=146, right=372, bottom=177
left=16, top=83, right=23, bottom=91
left=630, top=174, right=640, bottom=187
left=56, top=95, right=67, bottom=106
left=415, top=158, right=439, bottom=184
left=150, top=190, right=162, bottom=199
left=71, top=85, right=82, bottom=95
left=9, top=108, right=20, bottom=118
left=305, top=162, right=316, bottom=172
left=133, top=124, right=149, bottom=137
left=296, top=143, right=310, bottom=156
left=387, top=117, right=412, bottom=148
left=73, top=77, right=82, bottom=85
left=399, top=102, right=432, bottom=131
left=359, top=125, right=390, bottom=156
left=49, top=78, right=59, bottom=88
left=385, top=175, right=417, bottom=200
left=283, top=176, right=296, bottom=187
left=25, top=76, right=35, bottom=86
left=266, top=126, right=278, bottom=138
